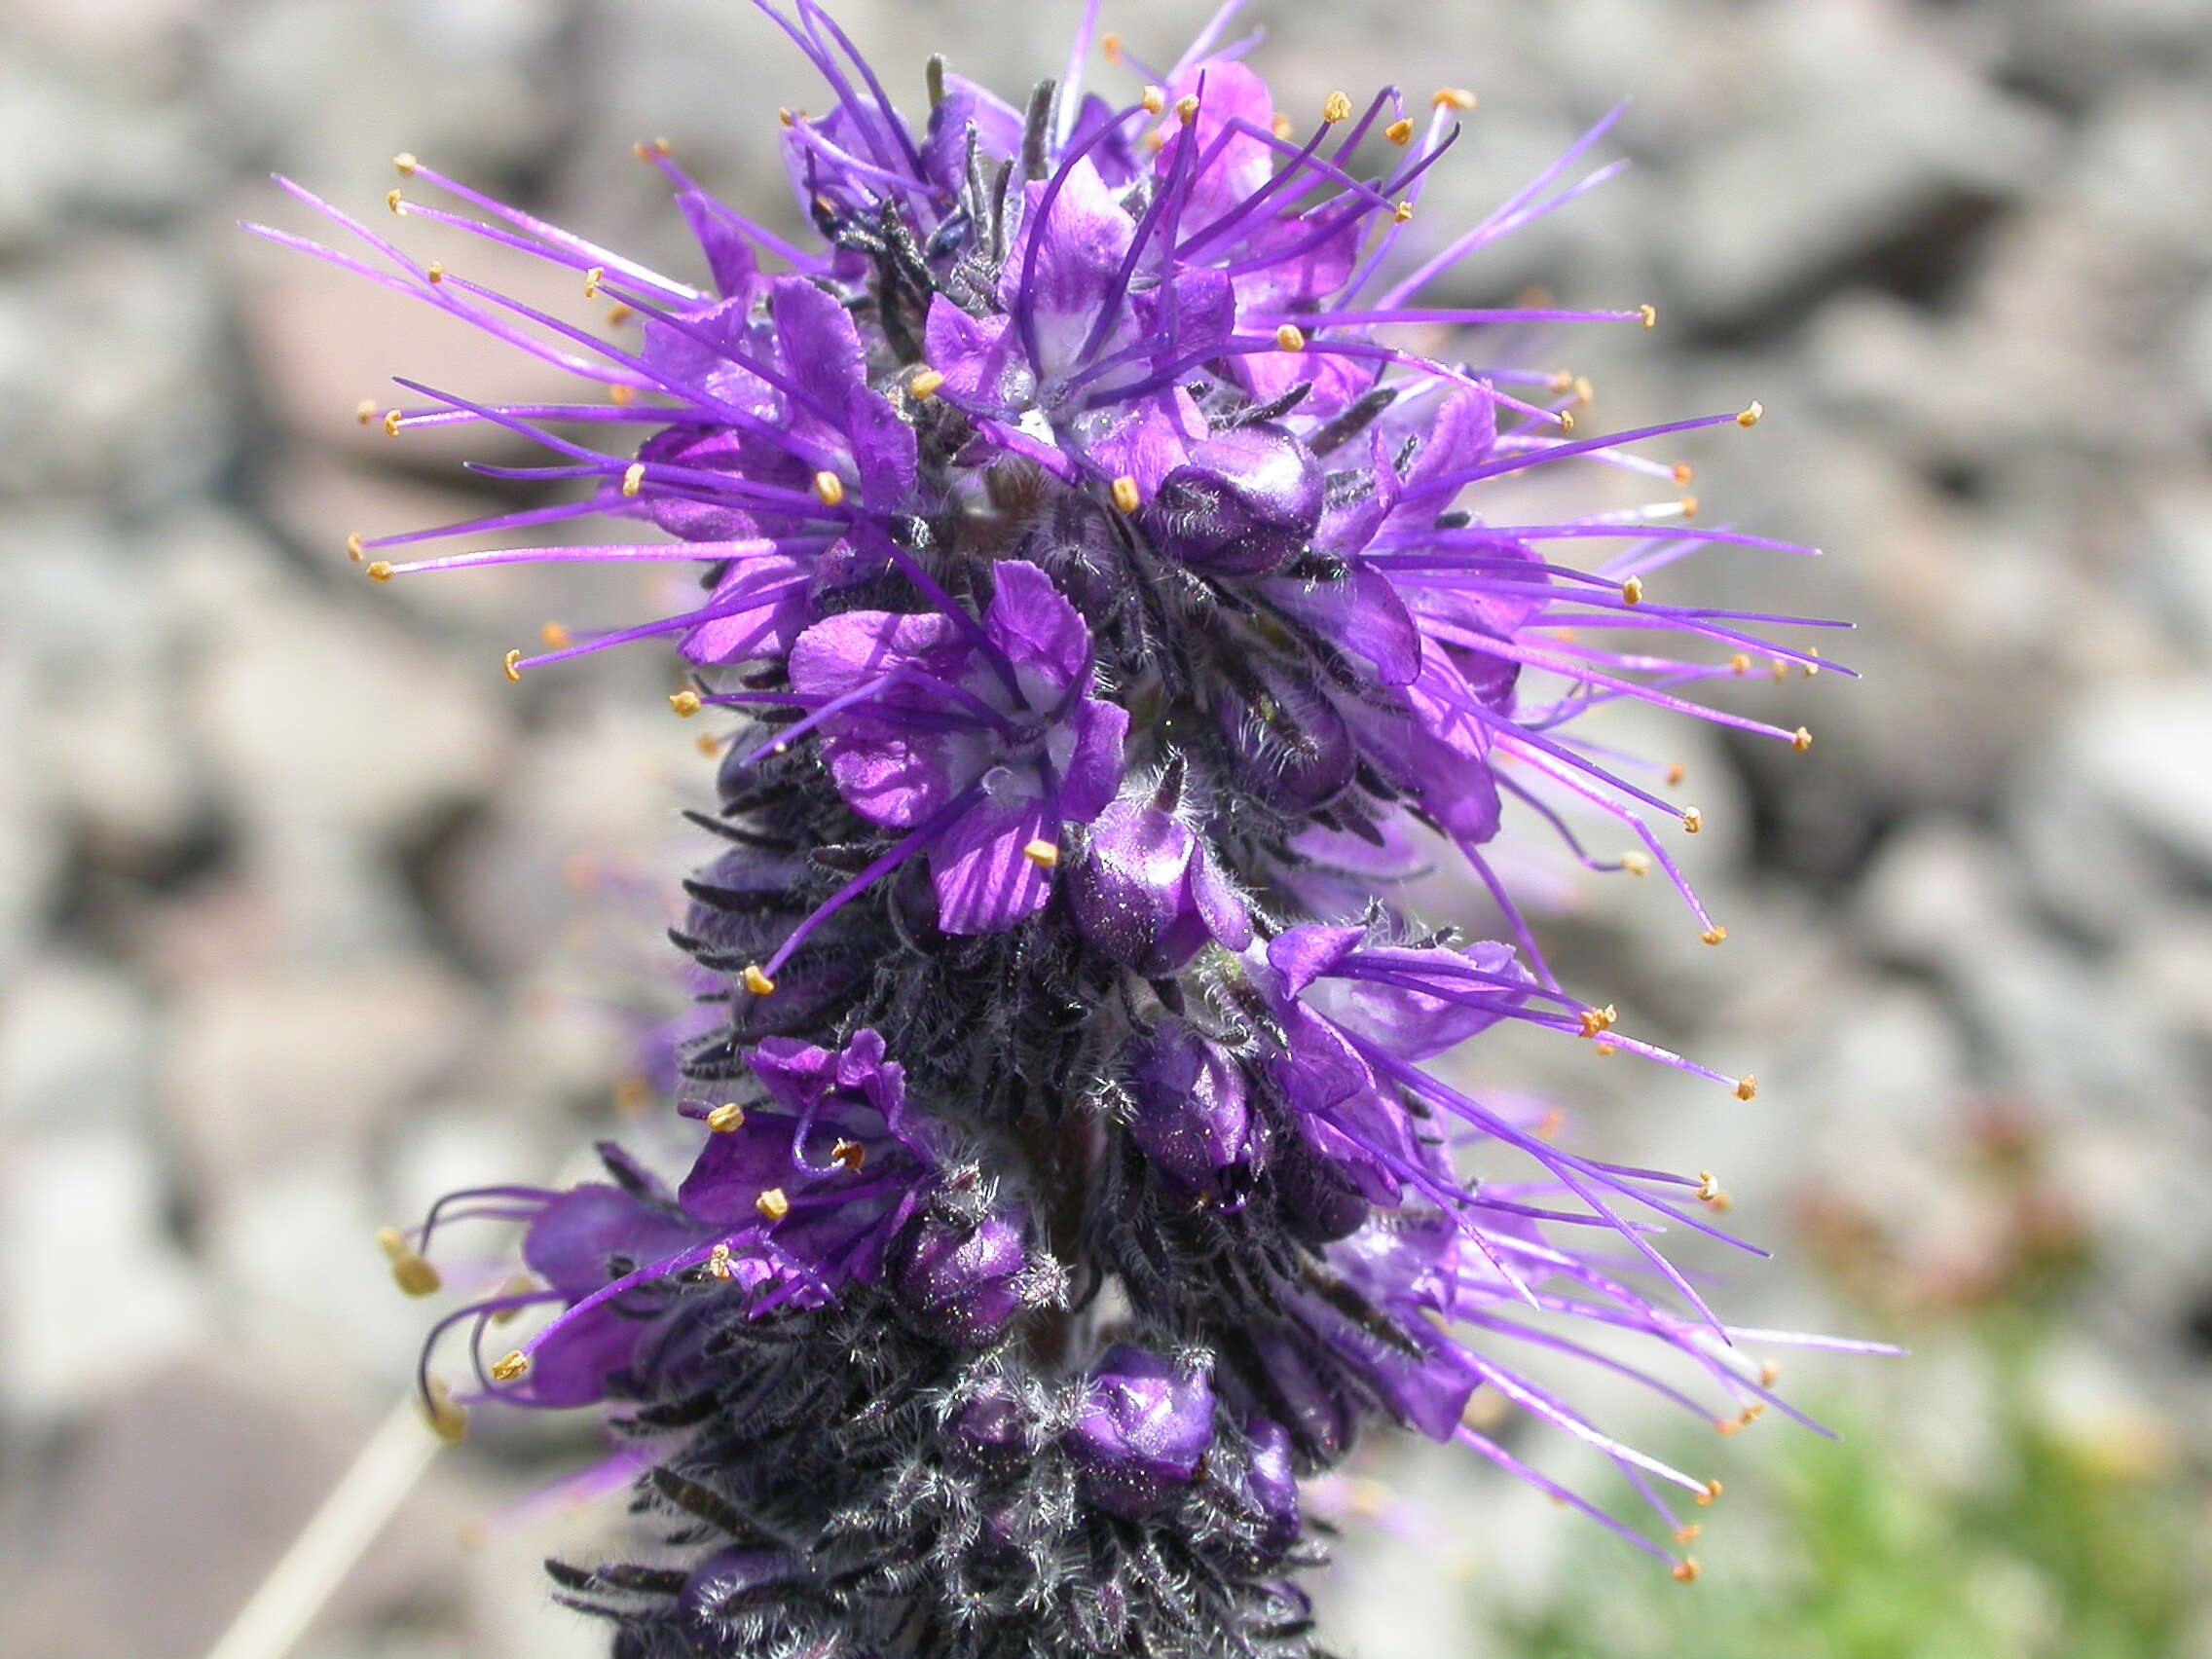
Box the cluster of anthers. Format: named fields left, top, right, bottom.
left=256, top=4, right=1884, bottom=1656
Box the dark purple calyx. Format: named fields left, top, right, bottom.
left=892, top=1205, right=1030, bottom=1346
left=1126, top=1023, right=1265, bottom=1208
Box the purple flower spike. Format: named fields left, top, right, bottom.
left=315, top=3, right=1877, bottom=1645
left=1066, top=1346, right=1219, bottom=1520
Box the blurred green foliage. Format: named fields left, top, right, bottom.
left=1502, top=1317, right=2203, bottom=1659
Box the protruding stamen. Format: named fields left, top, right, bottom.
left=777, top=106, right=796, bottom=129
left=1558, top=411, right=1576, bottom=433
left=756, top=1188, right=791, bottom=1223
left=832, top=1139, right=866, bottom=1171
left=621, top=462, right=646, bottom=498
left=423, top=1376, right=468, bottom=1443
left=392, top=152, right=420, bottom=175
left=633, top=137, right=672, bottom=161
left=669, top=689, right=703, bottom=718
left=540, top=622, right=571, bottom=649
left=910, top=368, right=946, bottom=400
left=1791, top=726, right=1813, bottom=753
left=1676, top=1524, right=1702, bottom=1544
left=1432, top=87, right=1478, bottom=110
left=1102, top=31, right=1123, bottom=63
left=1680, top=806, right=1703, bottom=834
left=365, top=560, right=395, bottom=582
left=1697, top=1481, right=1723, bottom=1506
left=377, top=1227, right=441, bottom=1297
left=742, top=965, right=777, bottom=996
left=1022, top=838, right=1060, bottom=869
left=382, top=411, right=403, bottom=437
left=1175, top=93, right=1200, bottom=125
left=1680, top=495, right=1701, bottom=519
left=386, top=189, right=405, bottom=215
left=424, top=260, right=445, bottom=284
left=490, top=1349, right=530, bottom=1382
left=609, top=383, right=637, bottom=407
left=1735, top=1075, right=1758, bottom=1101
left=502, top=649, right=523, bottom=683
left=1667, top=764, right=1688, bottom=787
left=1275, top=323, right=1308, bottom=352
left=707, top=1102, right=746, bottom=1133
left=1804, top=648, right=1823, bottom=679
left=346, top=533, right=365, bottom=560
left=1322, top=90, right=1354, bottom=124
left=583, top=266, right=605, bottom=299
left=1385, top=117, right=1416, bottom=145
left=1111, top=475, right=1142, bottom=514
left=1674, top=462, right=1695, bottom=485
left=1621, top=852, right=1650, bottom=877
left=707, top=1242, right=736, bottom=1280
left=1620, top=575, right=1644, bottom=606
left=1141, top=85, right=1166, bottom=115
left=1736, top=400, right=1764, bottom=428
left=813, top=471, right=846, bottom=508
left=1639, top=304, right=1657, bottom=327
left=1272, top=111, right=1294, bottom=139
left=1672, top=1559, right=1700, bottom=1584
left=1393, top=200, right=1415, bottom=223
left=1700, top=926, right=1728, bottom=946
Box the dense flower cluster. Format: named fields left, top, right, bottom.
left=262, top=3, right=1882, bottom=1654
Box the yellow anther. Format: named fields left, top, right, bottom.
left=1804, top=647, right=1823, bottom=678
left=1696, top=1170, right=1722, bottom=1201
left=383, top=410, right=403, bottom=437
left=1144, top=130, right=1167, bottom=154
left=1715, top=1416, right=1742, bottom=1435
left=583, top=266, right=605, bottom=299
left=1577, top=1005, right=1617, bottom=1038
left=1574, top=375, right=1595, bottom=406
left=1736, top=399, right=1764, bottom=428
left=1432, top=87, right=1478, bottom=111
left=1175, top=93, right=1201, bottom=125
left=696, top=732, right=722, bottom=757
left=1735, top=1075, right=1759, bottom=1101
left=1620, top=575, right=1644, bottom=606
left=622, top=461, right=646, bottom=498
left=1681, top=806, right=1703, bottom=833
left=1322, top=90, right=1354, bottom=124
left=491, top=1349, right=531, bottom=1382
left=502, top=649, right=523, bottom=683
left=1674, top=461, right=1696, bottom=486
left=1620, top=851, right=1651, bottom=877
left=392, top=152, right=420, bottom=175
left=1557, top=410, right=1576, bottom=433
left=365, top=560, right=395, bottom=583
left=1548, top=369, right=1574, bottom=393
left=354, top=400, right=379, bottom=426
left=742, top=965, right=777, bottom=997
left=423, top=1377, right=468, bottom=1443
left=1675, top=1524, right=1703, bottom=1545
left=376, top=1228, right=441, bottom=1297
left=1680, top=495, right=1701, bottom=519
left=1111, top=475, right=1142, bottom=514
left=1701, top=926, right=1728, bottom=946
left=1759, top=1361, right=1780, bottom=1388
left=1696, top=1480, right=1723, bottom=1506
left=1134, top=84, right=1167, bottom=117
left=1393, top=200, right=1415, bottom=224
left=832, top=1139, right=866, bottom=1171
left=1275, top=323, right=1308, bottom=353
left=708, top=1242, right=736, bottom=1280
left=707, top=1101, right=746, bottom=1133
left=607, top=303, right=635, bottom=326
left=347, top=533, right=365, bottom=561
left=669, top=689, right=703, bottom=718
left=1792, top=725, right=1813, bottom=753
left=636, top=136, right=672, bottom=160
left=1639, top=303, right=1657, bottom=328
left=1015, top=838, right=1061, bottom=872
left=1741, top=1402, right=1767, bottom=1424
left=1385, top=117, right=1416, bottom=145
left=756, top=1188, right=791, bottom=1223
left=1667, top=763, right=1688, bottom=787
left=1673, top=1559, right=1701, bottom=1584
left=1272, top=112, right=1295, bottom=140
left=609, top=383, right=637, bottom=407
left=910, top=368, right=946, bottom=401
left=1770, top=657, right=1789, bottom=682
left=777, top=106, right=796, bottom=129
left=1729, top=653, right=1751, bottom=675
left=386, top=188, right=405, bottom=215
left=425, top=260, right=445, bottom=284
left=813, top=470, right=846, bottom=508
left=1536, top=1105, right=1566, bottom=1140
left=1101, top=32, right=1124, bottom=63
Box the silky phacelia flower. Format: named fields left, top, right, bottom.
left=269, top=3, right=1892, bottom=1653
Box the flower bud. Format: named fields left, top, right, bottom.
left=1126, top=1024, right=1264, bottom=1206
left=1065, top=1346, right=1218, bottom=1519
left=1215, top=662, right=1356, bottom=813
left=1150, top=425, right=1324, bottom=576
left=892, top=1207, right=1029, bottom=1346
left=1071, top=797, right=1251, bottom=976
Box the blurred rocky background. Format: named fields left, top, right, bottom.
left=2, top=0, right=2207, bottom=1655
